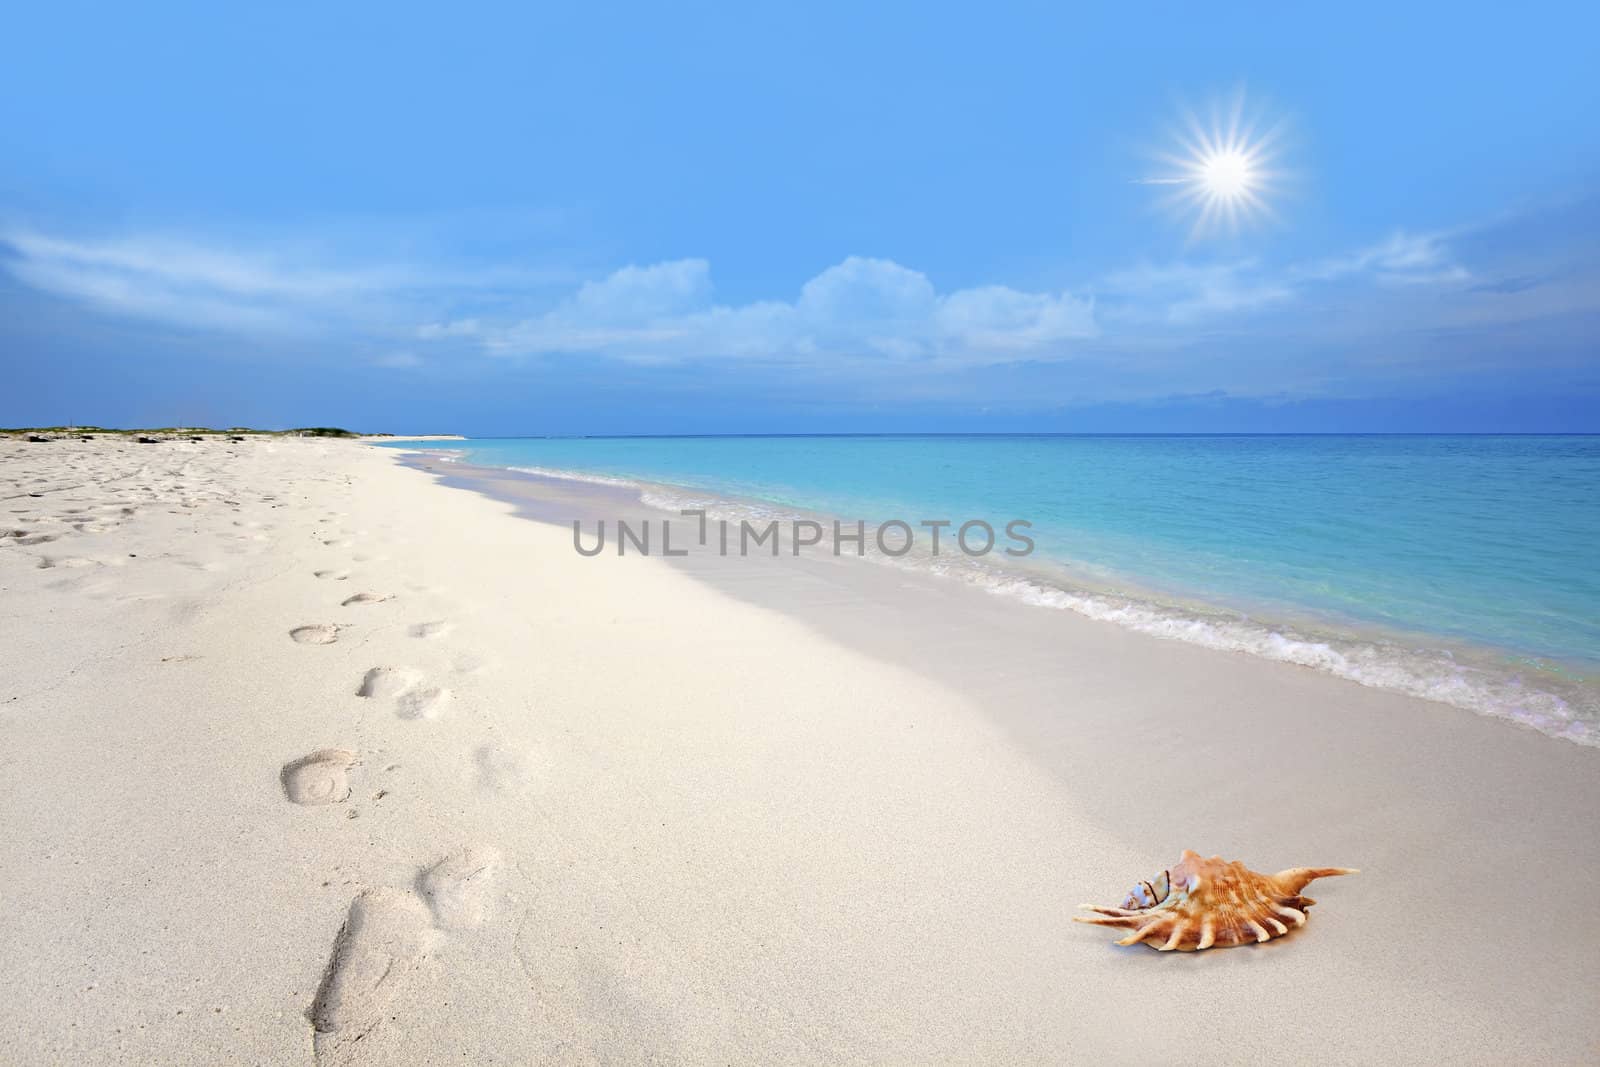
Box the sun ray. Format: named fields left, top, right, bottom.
left=1140, top=89, right=1287, bottom=240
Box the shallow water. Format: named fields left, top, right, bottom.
left=383, top=435, right=1600, bottom=743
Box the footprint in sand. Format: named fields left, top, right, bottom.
left=282, top=749, right=359, bottom=805
left=357, top=667, right=421, bottom=699
left=290, top=624, right=341, bottom=645
left=408, top=620, right=453, bottom=640
left=341, top=592, right=392, bottom=607
left=417, top=845, right=503, bottom=930
left=357, top=667, right=452, bottom=720
left=309, top=888, right=433, bottom=1059
left=474, top=744, right=525, bottom=792
left=395, top=686, right=452, bottom=721
left=313, top=569, right=350, bottom=581
left=36, top=555, right=100, bottom=570
left=472, top=741, right=550, bottom=792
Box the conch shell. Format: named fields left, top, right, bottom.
left=1076, top=850, right=1356, bottom=951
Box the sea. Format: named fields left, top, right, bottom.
left=381, top=434, right=1600, bottom=745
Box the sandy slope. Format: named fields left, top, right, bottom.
left=1, top=437, right=1595, bottom=1065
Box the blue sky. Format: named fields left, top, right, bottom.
left=3, top=1, right=1597, bottom=433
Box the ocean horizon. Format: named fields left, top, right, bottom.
left=387, top=432, right=1600, bottom=745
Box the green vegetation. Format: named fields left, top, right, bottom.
left=0, top=425, right=363, bottom=438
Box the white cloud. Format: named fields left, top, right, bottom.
left=4, top=253, right=293, bottom=333
left=0, top=227, right=567, bottom=336
left=2, top=218, right=1514, bottom=379
left=571, top=259, right=714, bottom=320
left=935, top=285, right=1101, bottom=350
left=3, top=231, right=397, bottom=299
left=0, top=230, right=412, bottom=333
left=428, top=255, right=1098, bottom=364
left=1103, top=260, right=1295, bottom=323
left=1298, top=231, right=1470, bottom=286
left=1101, top=230, right=1473, bottom=327
left=797, top=257, right=935, bottom=324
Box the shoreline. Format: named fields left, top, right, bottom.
left=3, top=436, right=1597, bottom=1063
left=403, top=446, right=1600, bottom=1062
left=394, top=446, right=1600, bottom=746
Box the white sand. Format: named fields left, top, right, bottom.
left=1, top=436, right=1595, bottom=1064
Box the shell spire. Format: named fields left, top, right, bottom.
left=1076, top=851, right=1357, bottom=951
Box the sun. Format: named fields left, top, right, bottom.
left=1201, top=149, right=1253, bottom=199
left=1142, top=90, right=1286, bottom=240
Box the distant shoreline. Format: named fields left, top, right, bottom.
left=0, top=426, right=465, bottom=440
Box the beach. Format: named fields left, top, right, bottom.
left=2, top=435, right=1596, bottom=1064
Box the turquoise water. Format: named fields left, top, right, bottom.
left=385, top=435, right=1600, bottom=742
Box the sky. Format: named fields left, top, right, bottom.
left=2, top=1, right=1598, bottom=434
